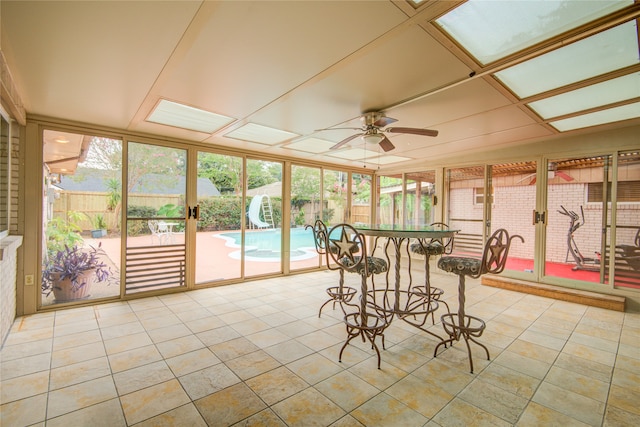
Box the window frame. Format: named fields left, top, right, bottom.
left=0, top=106, right=12, bottom=240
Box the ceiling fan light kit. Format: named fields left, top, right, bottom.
left=362, top=133, right=384, bottom=145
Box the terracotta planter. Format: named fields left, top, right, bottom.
left=51, top=270, right=94, bottom=302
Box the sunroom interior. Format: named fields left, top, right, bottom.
left=1, top=1, right=640, bottom=425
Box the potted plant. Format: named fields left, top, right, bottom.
left=90, top=213, right=108, bottom=238
left=42, top=244, right=111, bottom=302
left=46, top=211, right=84, bottom=254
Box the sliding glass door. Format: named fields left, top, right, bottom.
left=41, top=130, right=122, bottom=307
left=194, top=151, right=242, bottom=284
left=611, top=150, right=640, bottom=290
left=445, top=166, right=486, bottom=257
left=245, top=158, right=283, bottom=277
left=487, top=162, right=537, bottom=277
left=124, top=142, right=187, bottom=294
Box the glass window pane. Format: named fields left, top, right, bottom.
left=494, top=21, right=639, bottom=98
left=612, top=151, right=640, bottom=289
left=446, top=166, right=485, bottom=257
left=377, top=174, right=403, bottom=226
left=545, top=156, right=608, bottom=285
left=43, top=132, right=123, bottom=306
left=290, top=164, right=321, bottom=272
left=550, top=101, right=640, bottom=132
left=196, top=152, right=242, bottom=284
left=352, top=173, right=372, bottom=225
left=323, top=169, right=348, bottom=225
left=405, top=171, right=436, bottom=227
left=245, top=159, right=282, bottom=277
left=489, top=162, right=536, bottom=277
left=528, top=72, right=640, bottom=119
left=435, top=0, right=632, bottom=65
left=126, top=142, right=187, bottom=294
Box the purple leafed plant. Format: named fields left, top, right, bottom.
left=42, top=243, right=111, bottom=296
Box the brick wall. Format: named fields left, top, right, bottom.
left=449, top=182, right=638, bottom=264
left=0, top=236, right=22, bottom=347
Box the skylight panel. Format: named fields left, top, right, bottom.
left=435, top=0, right=632, bottom=65
left=549, top=101, right=640, bottom=132
left=147, top=99, right=235, bottom=133
left=285, top=137, right=337, bottom=154
left=528, top=73, right=640, bottom=119
left=494, top=21, right=639, bottom=99
left=224, top=123, right=299, bottom=145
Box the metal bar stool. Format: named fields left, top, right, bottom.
left=326, top=223, right=389, bottom=369
left=434, top=228, right=523, bottom=373
left=305, top=220, right=358, bottom=317
left=408, top=222, right=453, bottom=323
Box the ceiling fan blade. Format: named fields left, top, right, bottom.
left=315, top=126, right=363, bottom=132
left=373, top=116, right=397, bottom=127
left=515, top=173, right=536, bottom=184
left=378, top=136, right=395, bottom=152
left=556, top=171, right=575, bottom=181
left=329, top=133, right=362, bottom=150
left=386, top=127, right=438, bottom=137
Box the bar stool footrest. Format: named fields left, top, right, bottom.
left=440, top=313, right=486, bottom=339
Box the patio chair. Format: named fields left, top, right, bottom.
left=325, top=223, right=390, bottom=369
left=408, top=222, right=453, bottom=323
left=305, top=220, right=358, bottom=317
left=435, top=228, right=523, bottom=373
left=148, top=220, right=170, bottom=245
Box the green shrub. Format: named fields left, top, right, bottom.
left=197, top=197, right=243, bottom=231
left=197, top=196, right=283, bottom=231
left=126, top=205, right=157, bottom=236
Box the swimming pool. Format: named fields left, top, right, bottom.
left=214, top=228, right=318, bottom=262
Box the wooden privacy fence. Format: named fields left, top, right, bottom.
left=54, top=191, right=372, bottom=231
left=351, top=204, right=370, bottom=224
left=53, top=191, right=181, bottom=230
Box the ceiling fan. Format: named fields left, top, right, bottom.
left=518, top=162, right=575, bottom=185
left=316, top=112, right=438, bottom=152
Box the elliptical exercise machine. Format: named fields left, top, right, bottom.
left=558, top=205, right=600, bottom=272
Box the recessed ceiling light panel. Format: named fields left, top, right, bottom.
left=147, top=99, right=235, bottom=134
left=224, top=123, right=299, bottom=145
left=285, top=137, right=338, bottom=153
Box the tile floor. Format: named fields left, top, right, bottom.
left=1, top=268, right=639, bottom=426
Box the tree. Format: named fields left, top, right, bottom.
left=127, top=142, right=185, bottom=194
left=197, top=153, right=243, bottom=194
left=247, top=159, right=280, bottom=190
left=292, top=166, right=321, bottom=221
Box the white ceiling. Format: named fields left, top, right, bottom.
left=2, top=0, right=639, bottom=171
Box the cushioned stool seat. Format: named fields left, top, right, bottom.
left=409, top=241, right=445, bottom=257
left=341, top=256, right=388, bottom=275
left=437, top=256, right=483, bottom=276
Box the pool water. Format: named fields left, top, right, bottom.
left=215, top=228, right=317, bottom=261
